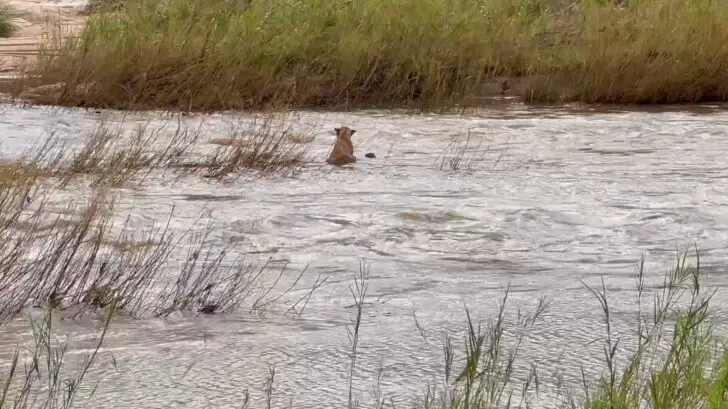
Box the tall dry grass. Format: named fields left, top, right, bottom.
left=0, top=115, right=313, bottom=325
left=19, top=114, right=310, bottom=185
left=0, top=177, right=318, bottom=324
left=0, top=303, right=115, bottom=408
left=14, top=0, right=728, bottom=111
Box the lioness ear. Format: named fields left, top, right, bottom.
left=350, top=129, right=356, bottom=136
left=334, top=127, right=341, bottom=134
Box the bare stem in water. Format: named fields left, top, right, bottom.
left=347, top=260, right=369, bottom=409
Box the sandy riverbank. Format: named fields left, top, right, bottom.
left=0, top=0, right=85, bottom=73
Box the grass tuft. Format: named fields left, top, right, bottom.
left=191, top=116, right=310, bottom=179
left=83, top=0, right=125, bottom=15
left=9, top=114, right=309, bottom=187
left=420, top=249, right=728, bottom=409
left=0, top=116, right=314, bottom=324
left=0, top=302, right=115, bottom=408
left=1, top=244, right=728, bottom=408
left=0, top=3, right=17, bottom=38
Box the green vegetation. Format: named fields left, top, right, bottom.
left=15, top=0, right=728, bottom=111
left=83, top=0, right=124, bottom=15
left=0, top=3, right=17, bottom=38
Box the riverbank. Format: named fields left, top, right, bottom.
left=5, top=0, right=728, bottom=112
left=0, top=0, right=85, bottom=73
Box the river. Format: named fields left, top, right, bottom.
left=1, top=103, right=728, bottom=408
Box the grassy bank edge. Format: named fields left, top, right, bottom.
left=10, top=0, right=728, bottom=113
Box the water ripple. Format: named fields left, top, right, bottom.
left=2, top=104, right=728, bottom=408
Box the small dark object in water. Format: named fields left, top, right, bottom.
left=365, top=152, right=376, bottom=158
left=198, top=304, right=219, bottom=315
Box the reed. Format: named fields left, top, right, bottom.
left=421, top=250, right=728, bottom=409
left=0, top=303, right=115, bottom=408
left=4, top=114, right=309, bottom=188
left=0, top=117, right=314, bottom=324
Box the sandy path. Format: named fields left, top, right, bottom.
left=0, top=0, right=86, bottom=72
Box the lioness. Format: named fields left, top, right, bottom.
left=326, top=126, right=357, bottom=166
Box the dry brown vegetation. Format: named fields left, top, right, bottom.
left=0, top=187, right=317, bottom=322
left=17, top=114, right=310, bottom=186
left=10, top=0, right=728, bottom=112
left=192, top=121, right=309, bottom=178
left=0, top=114, right=315, bottom=325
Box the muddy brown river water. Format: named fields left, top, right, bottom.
left=1, top=103, right=728, bottom=408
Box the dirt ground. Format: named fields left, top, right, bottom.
left=0, top=0, right=86, bottom=72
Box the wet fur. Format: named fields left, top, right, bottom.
left=326, top=126, right=357, bottom=166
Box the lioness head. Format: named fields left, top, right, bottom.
left=334, top=126, right=356, bottom=138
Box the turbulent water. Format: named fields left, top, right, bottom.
left=1, top=103, right=728, bottom=408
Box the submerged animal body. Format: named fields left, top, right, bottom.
left=326, top=126, right=357, bottom=166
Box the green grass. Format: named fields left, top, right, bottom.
left=421, top=252, right=728, bottom=409
left=15, top=0, right=728, bottom=112
left=0, top=3, right=17, bottom=38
